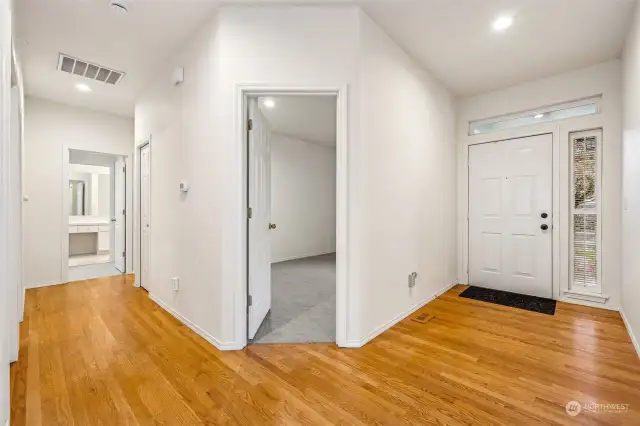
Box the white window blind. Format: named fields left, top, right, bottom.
left=571, top=130, right=601, bottom=293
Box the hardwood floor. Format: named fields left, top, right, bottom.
left=10, top=277, right=640, bottom=425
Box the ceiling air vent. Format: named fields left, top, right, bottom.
left=57, top=54, right=125, bottom=85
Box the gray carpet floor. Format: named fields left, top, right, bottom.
left=252, top=253, right=336, bottom=344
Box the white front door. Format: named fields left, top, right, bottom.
left=140, top=144, right=151, bottom=290
left=469, top=134, right=553, bottom=298
left=114, top=158, right=126, bottom=273
left=248, top=98, right=272, bottom=339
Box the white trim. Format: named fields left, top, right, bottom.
left=272, top=252, right=336, bottom=264
left=342, top=282, right=458, bottom=348
left=469, top=96, right=601, bottom=135
left=133, top=139, right=151, bottom=290
left=26, top=280, right=64, bottom=289
left=459, top=114, right=618, bottom=311
left=568, top=129, right=603, bottom=295
left=563, top=289, right=609, bottom=304
left=559, top=296, right=618, bottom=311
left=620, top=310, right=640, bottom=358
left=61, top=148, right=131, bottom=284
left=148, top=293, right=242, bottom=351
left=235, top=84, right=349, bottom=349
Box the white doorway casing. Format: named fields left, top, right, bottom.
left=468, top=134, right=553, bottom=298
left=114, top=157, right=126, bottom=272
left=61, top=149, right=131, bottom=283
left=457, top=61, right=622, bottom=310
left=139, top=142, right=151, bottom=290
left=238, top=85, right=348, bottom=349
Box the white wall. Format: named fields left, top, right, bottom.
left=0, top=0, right=11, bottom=421
left=24, top=97, right=133, bottom=287
left=98, top=173, right=110, bottom=217
left=270, top=133, right=336, bottom=263
left=355, top=11, right=457, bottom=342
left=135, top=6, right=457, bottom=349
left=622, top=4, right=640, bottom=353
left=457, top=61, right=623, bottom=310
left=135, top=6, right=360, bottom=348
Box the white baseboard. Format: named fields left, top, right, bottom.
left=620, top=309, right=640, bottom=359
left=559, top=295, right=619, bottom=311
left=272, top=251, right=336, bottom=264
left=341, top=280, right=458, bottom=348
left=148, top=293, right=243, bottom=351
left=25, top=280, right=63, bottom=289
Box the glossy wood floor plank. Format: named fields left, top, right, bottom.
left=10, top=278, right=640, bottom=425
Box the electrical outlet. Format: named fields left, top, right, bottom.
left=172, top=277, right=180, bottom=292
left=408, top=272, right=418, bottom=288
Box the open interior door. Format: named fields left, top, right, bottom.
left=114, top=157, right=126, bottom=273
left=248, top=98, right=272, bottom=340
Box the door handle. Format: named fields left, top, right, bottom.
left=269, top=223, right=277, bottom=230
left=540, top=224, right=549, bottom=231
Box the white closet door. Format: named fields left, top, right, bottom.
left=248, top=98, right=272, bottom=339
left=140, top=144, right=151, bottom=290
left=469, top=134, right=553, bottom=298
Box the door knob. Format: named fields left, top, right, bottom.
left=541, top=212, right=548, bottom=219
left=540, top=224, right=549, bottom=231
left=269, top=223, right=277, bottom=230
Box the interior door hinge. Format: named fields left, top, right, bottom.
left=248, top=119, right=253, bottom=131
left=122, top=165, right=126, bottom=173
left=248, top=207, right=253, bottom=219
left=122, top=251, right=125, bottom=257
left=248, top=295, right=253, bottom=306
left=122, top=209, right=126, bottom=215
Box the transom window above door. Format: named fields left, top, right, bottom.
left=469, top=97, right=601, bottom=136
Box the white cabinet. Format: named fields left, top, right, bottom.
left=98, top=230, right=110, bottom=253
left=68, top=219, right=111, bottom=256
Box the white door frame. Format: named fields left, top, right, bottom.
left=135, top=140, right=151, bottom=290
left=460, top=115, right=610, bottom=306
left=61, top=148, right=130, bottom=283
left=236, top=85, right=349, bottom=348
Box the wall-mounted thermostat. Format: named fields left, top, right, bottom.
left=180, top=181, right=189, bottom=193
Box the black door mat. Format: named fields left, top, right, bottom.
left=459, top=286, right=556, bottom=315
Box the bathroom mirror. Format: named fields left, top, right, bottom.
left=69, top=180, right=86, bottom=215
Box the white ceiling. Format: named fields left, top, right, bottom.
left=15, top=0, right=220, bottom=117
left=258, top=96, right=337, bottom=147
left=16, top=0, right=637, bottom=117
left=362, top=0, right=637, bottom=95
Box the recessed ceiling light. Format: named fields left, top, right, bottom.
left=534, top=113, right=544, bottom=119
left=262, top=98, right=276, bottom=108
left=492, top=15, right=514, bottom=32
left=75, top=83, right=92, bottom=93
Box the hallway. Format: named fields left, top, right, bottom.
left=10, top=276, right=640, bottom=425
